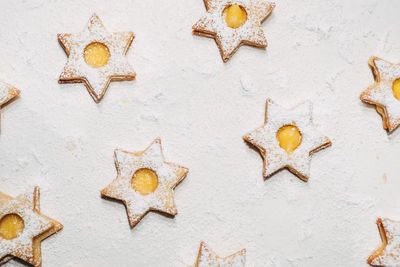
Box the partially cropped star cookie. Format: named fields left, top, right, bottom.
left=101, top=138, right=188, bottom=227
left=58, top=13, right=135, bottom=103
left=368, top=218, right=400, bottom=266
left=0, top=187, right=63, bottom=267
left=0, top=81, right=20, bottom=131
left=361, top=57, right=400, bottom=133
left=192, top=0, right=275, bottom=62
left=243, top=99, right=331, bottom=181
left=195, top=241, right=246, bottom=267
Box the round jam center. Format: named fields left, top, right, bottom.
left=83, top=42, right=110, bottom=68
left=223, top=4, right=247, bottom=29
left=132, top=168, right=159, bottom=195
left=392, top=79, right=400, bottom=101
left=276, top=125, right=302, bottom=154
left=0, top=214, right=25, bottom=240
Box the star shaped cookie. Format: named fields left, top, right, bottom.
left=368, top=218, right=400, bottom=266
left=101, top=138, right=188, bottom=227
left=0, top=187, right=63, bottom=267
left=195, top=241, right=246, bottom=267
left=58, top=13, right=135, bottom=103
left=0, top=81, right=20, bottom=131
left=192, top=0, right=275, bottom=62
left=243, top=99, right=331, bottom=181
left=360, top=57, right=400, bottom=132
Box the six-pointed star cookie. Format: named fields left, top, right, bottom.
left=0, top=81, right=20, bottom=131
left=58, top=13, right=135, bottom=103
left=192, top=0, right=275, bottom=62
left=243, top=99, right=331, bottom=181
left=195, top=241, right=246, bottom=267
left=360, top=57, right=400, bottom=133
left=368, top=218, right=400, bottom=266
left=101, top=138, right=188, bottom=227
left=0, top=187, right=63, bottom=267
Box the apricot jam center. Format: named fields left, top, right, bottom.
left=223, top=4, right=247, bottom=29
left=83, top=42, right=110, bottom=68
left=132, top=168, right=159, bottom=195
left=276, top=125, right=302, bottom=154
left=0, top=214, right=24, bottom=240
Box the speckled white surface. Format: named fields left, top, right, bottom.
left=0, top=0, right=400, bottom=266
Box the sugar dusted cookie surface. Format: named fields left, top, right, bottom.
left=0, top=187, right=63, bottom=267
left=58, top=13, right=135, bottom=103
left=0, top=81, right=20, bottom=132
left=195, top=241, right=246, bottom=267
left=368, top=218, right=400, bottom=266
left=101, top=138, right=188, bottom=227
left=192, top=0, right=275, bottom=62
left=0, top=81, right=19, bottom=108
left=243, top=98, right=331, bottom=181
left=360, top=57, right=400, bottom=133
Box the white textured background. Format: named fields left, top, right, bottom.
left=0, top=0, right=400, bottom=266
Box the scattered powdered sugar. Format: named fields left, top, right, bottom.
left=0, top=81, right=19, bottom=107
left=370, top=218, right=400, bottom=266
left=101, top=138, right=188, bottom=227
left=192, top=0, right=275, bottom=61
left=196, top=242, right=246, bottom=267
left=58, top=13, right=135, bottom=102
left=0, top=188, right=52, bottom=265
left=0, top=80, right=19, bottom=131
left=374, top=58, right=400, bottom=81
left=360, top=57, right=400, bottom=132
left=244, top=99, right=331, bottom=180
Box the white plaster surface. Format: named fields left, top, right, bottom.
left=0, top=0, right=400, bottom=266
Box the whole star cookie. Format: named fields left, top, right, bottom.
left=101, top=138, right=188, bottom=227
left=368, top=218, right=400, bottom=266
left=192, top=0, right=275, bottom=62
left=195, top=241, right=246, bottom=267
left=0, top=81, right=20, bottom=131
left=360, top=57, right=400, bottom=133
left=0, top=187, right=63, bottom=267
left=243, top=99, right=331, bottom=181
left=58, top=13, right=135, bottom=103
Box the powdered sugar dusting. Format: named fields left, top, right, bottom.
left=192, top=0, right=275, bottom=61
left=196, top=242, right=246, bottom=267
left=0, top=188, right=52, bottom=266
left=101, top=138, right=188, bottom=227
left=0, top=81, right=19, bottom=107
left=58, top=13, right=135, bottom=102
left=374, top=59, right=400, bottom=81
left=370, top=218, right=400, bottom=266
left=360, top=57, right=400, bottom=132
left=244, top=99, right=331, bottom=181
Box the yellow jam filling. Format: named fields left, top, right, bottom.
left=132, top=168, right=159, bottom=195
left=392, top=79, right=400, bottom=100
left=276, top=125, right=302, bottom=154
left=83, top=42, right=110, bottom=68
left=0, top=214, right=25, bottom=240
left=223, top=4, right=247, bottom=29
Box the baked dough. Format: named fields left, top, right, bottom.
left=368, top=218, right=400, bottom=266
left=195, top=241, right=246, bottom=267
left=193, top=0, right=275, bottom=62
left=0, top=187, right=63, bottom=267
left=0, top=81, right=20, bottom=132
left=243, top=98, right=331, bottom=181
left=101, top=138, right=188, bottom=227
left=58, top=13, right=135, bottom=103
left=360, top=57, right=400, bottom=133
